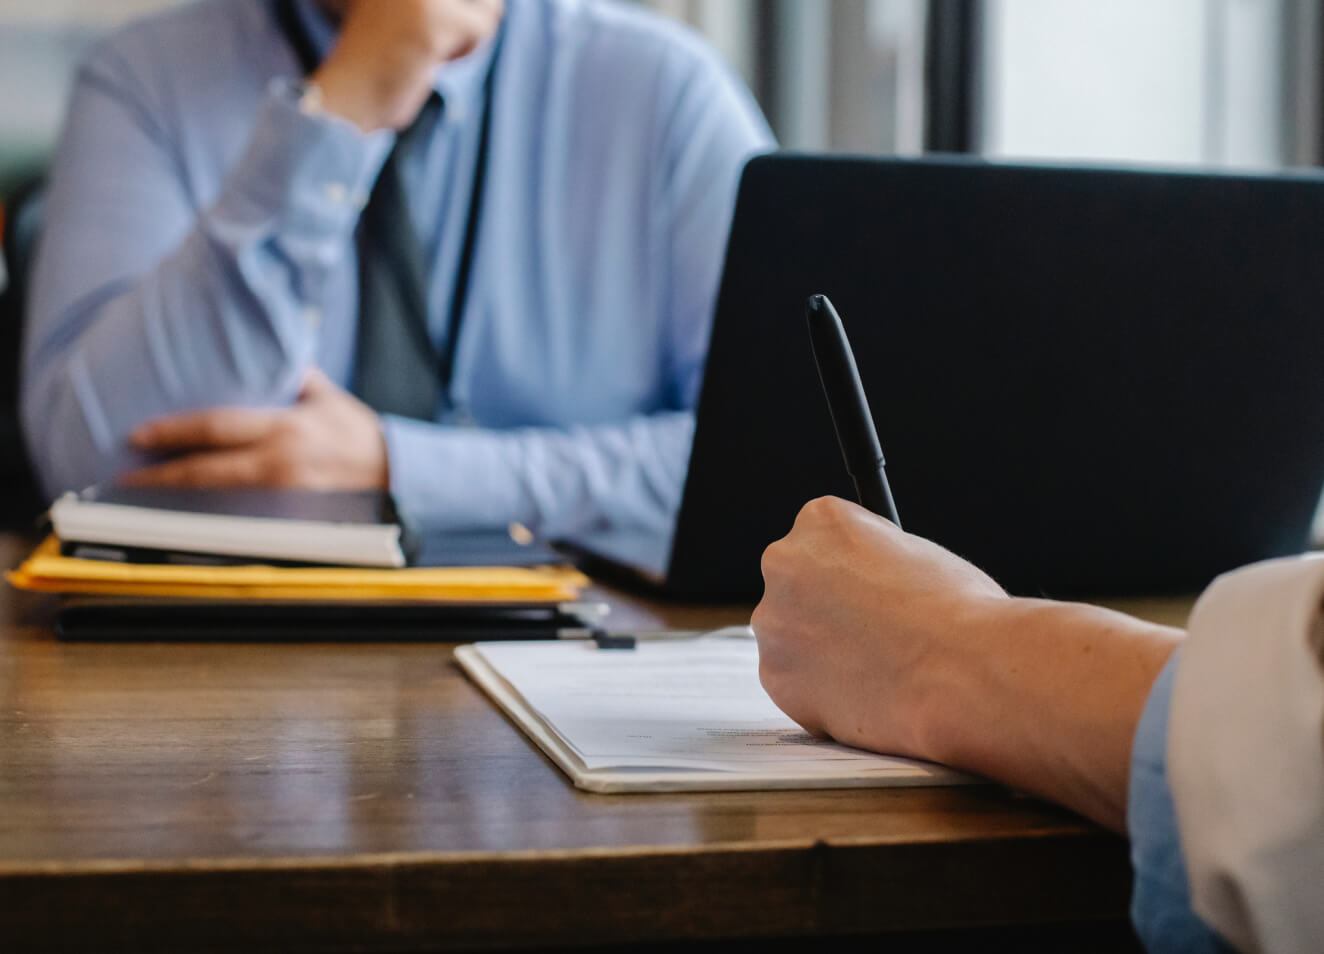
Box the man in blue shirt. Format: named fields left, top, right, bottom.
left=22, top=0, right=774, bottom=536
left=753, top=496, right=1324, bottom=952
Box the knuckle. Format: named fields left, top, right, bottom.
left=273, top=422, right=310, bottom=457
left=196, top=416, right=224, bottom=444
left=168, top=466, right=199, bottom=488
left=796, top=497, right=827, bottom=528
left=271, top=415, right=300, bottom=440
left=760, top=673, right=811, bottom=731
left=805, top=495, right=845, bottom=522
left=799, top=496, right=856, bottom=539
left=756, top=654, right=786, bottom=702
left=147, top=465, right=178, bottom=486
left=749, top=600, right=770, bottom=638
left=261, top=453, right=299, bottom=487
left=424, top=33, right=451, bottom=59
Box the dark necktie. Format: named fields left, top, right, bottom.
left=270, top=0, right=502, bottom=421
left=352, top=93, right=445, bottom=421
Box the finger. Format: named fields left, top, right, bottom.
left=760, top=672, right=830, bottom=741
left=440, top=0, right=502, bottom=58
left=130, top=407, right=279, bottom=451
left=299, top=366, right=336, bottom=399
left=120, top=449, right=268, bottom=489
left=446, top=0, right=503, bottom=30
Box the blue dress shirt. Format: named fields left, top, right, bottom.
left=1128, top=653, right=1236, bottom=953
left=22, top=0, right=774, bottom=535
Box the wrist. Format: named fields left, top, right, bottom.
left=308, top=62, right=382, bottom=133
left=907, top=593, right=1025, bottom=768
left=923, top=596, right=1180, bottom=829
left=311, top=54, right=433, bottom=133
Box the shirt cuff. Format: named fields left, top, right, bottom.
left=1128, top=652, right=1234, bottom=954
left=381, top=415, right=528, bottom=532
left=210, top=80, right=391, bottom=255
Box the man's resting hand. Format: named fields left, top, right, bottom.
left=124, top=368, right=390, bottom=492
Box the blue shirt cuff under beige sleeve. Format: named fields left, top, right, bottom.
left=1128, top=652, right=1235, bottom=953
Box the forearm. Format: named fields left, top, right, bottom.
left=927, top=598, right=1182, bottom=832
left=23, top=85, right=388, bottom=495
left=27, top=224, right=315, bottom=491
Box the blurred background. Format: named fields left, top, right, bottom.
left=1, top=1, right=1321, bottom=531
left=1, top=0, right=1321, bottom=278
left=2, top=0, right=1319, bottom=192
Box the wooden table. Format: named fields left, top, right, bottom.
left=0, top=534, right=1188, bottom=953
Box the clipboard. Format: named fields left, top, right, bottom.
left=455, top=635, right=976, bottom=793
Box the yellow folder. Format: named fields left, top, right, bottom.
left=7, top=537, right=588, bottom=603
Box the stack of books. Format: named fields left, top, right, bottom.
left=7, top=487, right=603, bottom=640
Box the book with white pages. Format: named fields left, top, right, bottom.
left=454, top=629, right=975, bottom=793
left=49, top=486, right=414, bottom=568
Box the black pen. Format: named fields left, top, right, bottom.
left=804, top=294, right=902, bottom=528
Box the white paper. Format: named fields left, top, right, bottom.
left=472, top=635, right=956, bottom=779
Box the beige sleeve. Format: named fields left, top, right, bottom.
left=1170, top=555, right=1324, bottom=954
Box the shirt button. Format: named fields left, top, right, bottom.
left=324, top=182, right=348, bottom=204
left=301, top=305, right=322, bottom=328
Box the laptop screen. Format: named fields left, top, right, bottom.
left=667, top=156, right=1324, bottom=599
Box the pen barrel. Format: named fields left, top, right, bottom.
left=806, top=294, right=902, bottom=528
left=855, top=469, right=901, bottom=530
left=806, top=312, right=884, bottom=463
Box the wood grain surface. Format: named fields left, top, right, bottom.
left=0, top=535, right=1176, bottom=952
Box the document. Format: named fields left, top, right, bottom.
left=9, top=536, right=587, bottom=602
left=456, top=632, right=973, bottom=792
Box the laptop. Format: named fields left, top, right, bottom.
left=564, top=155, right=1324, bottom=600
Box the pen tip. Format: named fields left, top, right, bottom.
left=806, top=294, right=827, bottom=315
